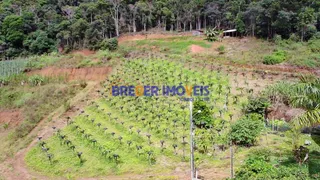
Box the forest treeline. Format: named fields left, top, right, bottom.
left=0, top=0, right=320, bottom=58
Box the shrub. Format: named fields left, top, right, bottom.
left=311, top=32, right=320, bottom=40
left=230, top=113, right=264, bottom=146
left=262, top=81, right=295, bottom=105
left=249, top=148, right=272, bottom=161
left=243, top=96, right=270, bottom=116
left=25, top=30, right=56, bottom=54
left=28, top=75, right=45, bottom=86
left=76, top=59, right=93, bottom=68
left=273, top=34, right=282, bottom=44
left=235, top=149, right=309, bottom=180
left=304, top=24, right=317, bottom=41
left=308, top=39, right=320, bottom=53
left=235, top=152, right=275, bottom=179
left=204, top=27, right=221, bottom=42
left=193, top=100, right=213, bottom=128
left=263, top=50, right=287, bottom=65
left=289, top=33, right=299, bottom=42
left=0, top=77, right=9, bottom=87
left=100, top=38, right=118, bottom=51
left=217, top=45, right=225, bottom=54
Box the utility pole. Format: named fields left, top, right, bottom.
left=229, top=115, right=234, bottom=179
left=189, top=100, right=201, bottom=180
left=189, top=100, right=195, bottom=180
left=230, top=141, right=234, bottom=178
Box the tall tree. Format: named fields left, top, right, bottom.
left=108, top=0, right=122, bottom=36
left=298, top=7, right=316, bottom=41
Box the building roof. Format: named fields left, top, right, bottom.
left=223, top=29, right=237, bottom=33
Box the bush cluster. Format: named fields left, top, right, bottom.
left=308, top=39, right=320, bottom=53
left=230, top=113, right=264, bottom=146
left=243, top=96, right=270, bottom=116
left=263, top=50, right=287, bottom=65
left=217, top=45, right=225, bottom=54
left=235, top=148, right=309, bottom=180
left=99, top=38, right=118, bottom=51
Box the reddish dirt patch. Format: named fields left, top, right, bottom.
left=190, top=44, right=205, bottom=53
left=28, top=67, right=112, bottom=81
left=72, top=49, right=95, bottom=56
left=0, top=109, right=22, bottom=126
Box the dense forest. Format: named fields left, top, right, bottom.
left=0, top=0, right=320, bottom=58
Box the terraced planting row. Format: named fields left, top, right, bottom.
left=26, top=58, right=249, bottom=178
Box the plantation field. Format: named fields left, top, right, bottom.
left=1, top=34, right=320, bottom=180
left=24, top=53, right=320, bottom=179
left=26, top=59, right=244, bottom=178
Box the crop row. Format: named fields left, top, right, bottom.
left=0, top=59, right=28, bottom=77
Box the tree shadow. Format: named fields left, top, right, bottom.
left=308, top=150, right=320, bottom=179
left=311, top=134, right=320, bottom=146
left=279, top=156, right=297, bottom=167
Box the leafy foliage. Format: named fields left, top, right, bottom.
left=308, top=39, right=320, bottom=53
left=230, top=113, right=264, bottom=146
left=0, top=59, right=28, bottom=77
left=263, top=50, right=287, bottom=65
left=193, top=100, right=213, bottom=128
left=204, top=27, right=221, bottom=42
left=235, top=148, right=309, bottom=180
left=100, top=38, right=118, bottom=51
left=0, top=0, right=319, bottom=57
left=263, top=75, right=320, bottom=128
left=24, top=30, right=55, bottom=54
left=243, top=96, right=270, bottom=116
left=291, top=76, right=320, bottom=128
left=217, top=45, right=225, bottom=54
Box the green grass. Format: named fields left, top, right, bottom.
left=26, top=52, right=61, bottom=69
left=135, top=36, right=211, bottom=54
left=279, top=39, right=320, bottom=68
left=122, top=36, right=320, bottom=68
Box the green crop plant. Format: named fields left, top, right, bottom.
left=25, top=57, right=252, bottom=178
left=0, top=59, right=28, bottom=77
left=205, top=28, right=222, bottom=42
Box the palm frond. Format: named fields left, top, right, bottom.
left=291, top=80, right=320, bottom=109
left=293, top=108, right=320, bottom=128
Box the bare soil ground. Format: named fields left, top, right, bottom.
left=0, top=109, right=22, bottom=126
left=27, top=67, right=112, bottom=81
left=190, top=44, right=205, bottom=53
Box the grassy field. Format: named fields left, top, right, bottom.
left=123, top=36, right=320, bottom=68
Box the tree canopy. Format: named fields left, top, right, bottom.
left=0, top=0, right=319, bottom=57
